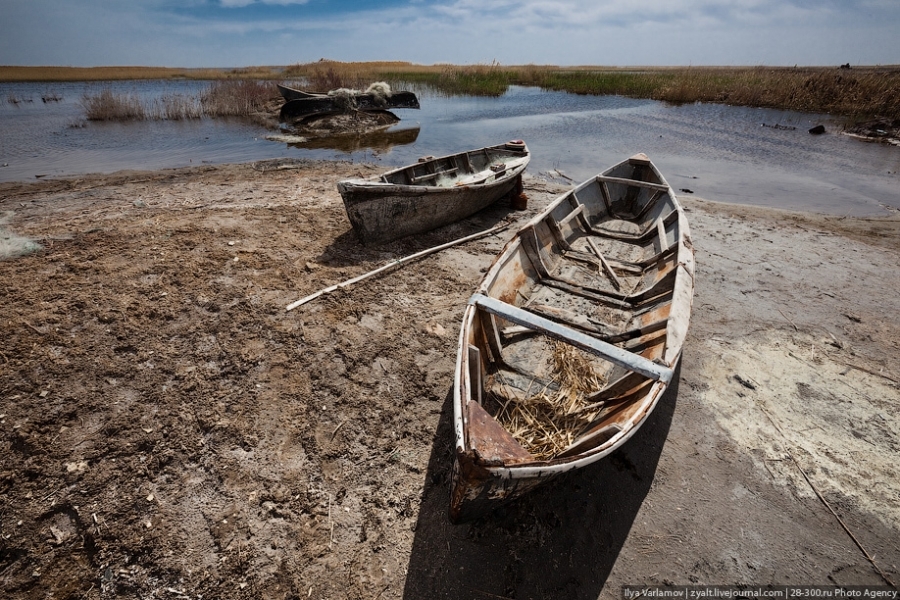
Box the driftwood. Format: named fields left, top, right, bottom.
left=758, top=404, right=895, bottom=588
left=285, top=222, right=511, bottom=311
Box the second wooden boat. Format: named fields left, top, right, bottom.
left=337, top=141, right=530, bottom=245
left=450, top=153, right=694, bottom=522
left=278, top=87, right=420, bottom=122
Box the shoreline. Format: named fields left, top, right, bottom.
left=4, top=160, right=900, bottom=257
left=1, top=160, right=898, bottom=597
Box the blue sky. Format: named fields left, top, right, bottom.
left=1, top=0, right=898, bottom=67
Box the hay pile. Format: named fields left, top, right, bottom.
left=494, top=340, right=609, bottom=460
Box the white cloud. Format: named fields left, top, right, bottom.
left=218, top=0, right=310, bottom=6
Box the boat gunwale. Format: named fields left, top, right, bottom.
left=337, top=162, right=529, bottom=195
left=338, top=144, right=531, bottom=190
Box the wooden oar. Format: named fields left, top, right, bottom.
left=285, top=222, right=511, bottom=311
left=586, top=237, right=622, bottom=291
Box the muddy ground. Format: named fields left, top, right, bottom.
left=1, top=160, right=898, bottom=599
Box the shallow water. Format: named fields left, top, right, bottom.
left=1, top=81, right=898, bottom=215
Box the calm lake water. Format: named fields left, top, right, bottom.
left=1, top=80, right=898, bottom=215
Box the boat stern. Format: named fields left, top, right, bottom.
left=449, top=450, right=552, bottom=523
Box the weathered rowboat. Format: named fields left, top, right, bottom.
left=337, top=141, right=530, bottom=245
left=450, top=153, right=694, bottom=522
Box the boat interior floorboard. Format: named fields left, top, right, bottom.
left=587, top=208, right=678, bottom=242
left=486, top=336, right=615, bottom=403
left=486, top=365, right=561, bottom=405
left=571, top=235, right=655, bottom=265
left=523, top=284, right=631, bottom=332
left=518, top=282, right=673, bottom=343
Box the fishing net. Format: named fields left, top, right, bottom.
left=326, top=82, right=393, bottom=111
left=327, top=88, right=359, bottom=111
left=364, top=82, right=392, bottom=107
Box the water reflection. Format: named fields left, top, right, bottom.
left=272, top=125, right=421, bottom=154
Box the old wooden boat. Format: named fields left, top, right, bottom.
left=279, top=89, right=420, bottom=122
left=450, top=153, right=694, bottom=522
left=337, top=141, right=530, bottom=245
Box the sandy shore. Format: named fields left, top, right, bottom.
left=1, top=160, right=899, bottom=598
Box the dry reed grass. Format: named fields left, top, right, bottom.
left=7, top=93, right=33, bottom=105
left=80, top=80, right=277, bottom=121
left=9, top=61, right=899, bottom=120
left=494, top=339, right=609, bottom=460
left=200, top=79, right=274, bottom=116
left=80, top=89, right=204, bottom=121
left=282, top=60, right=422, bottom=92
left=0, top=65, right=283, bottom=82
left=80, top=89, right=147, bottom=120
left=154, top=94, right=203, bottom=120
left=285, top=61, right=900, bottom=119
left=645, top=67, right=900, bottom=119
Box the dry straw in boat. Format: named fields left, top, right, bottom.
left=494, top=339, right=608, bottom=460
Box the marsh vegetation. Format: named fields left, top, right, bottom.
left=5, top=61, right=898, bottom=122
left=79, top=79, right=274, bottom=121
left=291, top=61, right=900, bottom=121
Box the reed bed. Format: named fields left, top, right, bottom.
left=284, top=60, right=516, bottom=96
left=14, top=61, right=898, bottom=121
left=154, top=94, right=203, bottom=120
left=493, top=340, right=609, bottom=460
left=384, top=62, right=514, bottom=96
left=283, top=60, right=416, bottom=90
left=0, top=65, right=284, bottom=82
left=80, top=89, right=148, bottom=120
left=80, top=80, right=276, bottom=121
left=80, top=89, right=206, bottom=121
left=7, top=93, right=34, bottom=105
left=200, top=79, right=274, bottom=116
left=80, top=89, right=204, bottom=121
left=284, top=61, right=900, bottom=120
left=526, top=67, right=900, bottom=120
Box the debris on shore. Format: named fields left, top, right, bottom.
left=844, top=117, right=900, bottom=146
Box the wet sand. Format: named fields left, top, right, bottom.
left=1, top=160, right=898, bottom=598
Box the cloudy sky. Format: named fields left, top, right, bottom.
left=1, top=0, right=898, bottom=68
